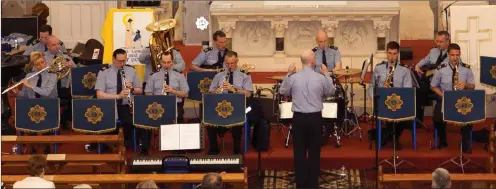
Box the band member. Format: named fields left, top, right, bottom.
left=95, top=49, right=144, bottom=154
left=145, top=51, right=189, bottom=122
left=313, top=30, right=342, bottom=72
left=191, top=30, right=229, bottom=72
left=414, top=31, right=451, bottom=123
left=17, top=52, right=58, bottom=99
left=431, top=43, right=474, bottom=153
left=43, top=35, right=76, bottom=129
left=23, top=25, right=67, bottom=56
left=312, top=30, right=343, bottom=145
left=207, top=51, right=253, bottom=155
left=368, top=41, right=413, bottom=149
left=279, top=50, right=335, bottom=189
left=17, top=52, right=58, bottom=154
left=139, top=46, right=185, bottom=81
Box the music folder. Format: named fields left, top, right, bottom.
left=160, top=124, right=204, bottom=151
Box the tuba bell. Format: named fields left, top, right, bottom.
left=146, top=19, right=177, bottom=73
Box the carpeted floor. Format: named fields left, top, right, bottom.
left=259, top=169, right=361, bottom=189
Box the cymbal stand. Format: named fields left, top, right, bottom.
left=379, top=122, right=415, bottom=173
left=438, top=141, right=484, bottom=173
left=358, top=82, right=372, bottom=124
left=341, top=75, right=362, bottom=140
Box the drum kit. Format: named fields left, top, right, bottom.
left=266, top=67, right=364, bottom=148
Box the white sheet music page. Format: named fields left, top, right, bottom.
left=160, top=124, right=180, bottom=151
left=179, top=123, right=201, bottom=150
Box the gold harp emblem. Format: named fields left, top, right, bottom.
left=146, top=102, right=165, bottom=120
left=215, top=100, right=234, bottom=119
left=198, top=77, right=213, bottom=93
left=490, top=65, right=496, bottom=79
left=385, top=93, right=404, bottom=112
left=82, top=72, right=97, bottom=89
left=28, top=105, right=47, bottom=123
left=85, top=105, right=104, bottom=124
left=455, top=96, right=474, bottom=115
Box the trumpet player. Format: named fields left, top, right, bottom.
left=207, top=51, right=253, bottom=155
left=95, top=49, right=143, bottom=153
left=368, top=41, right=413, bottom=150
left=430, top=43, right=475, bottom=153
left=145, top=51, right=189, bottom=122
left=44, top=35, right=75, bottom=129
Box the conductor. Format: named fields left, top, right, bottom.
left=279, top=50, right=336, bottom=188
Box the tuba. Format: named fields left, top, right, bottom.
left=146, top=19, right=177, bottom=73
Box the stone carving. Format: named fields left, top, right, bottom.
left=373, top=21, right=390, bottom=37
left=219, top=22, right=236, bottom=38
left=271, top=22, right=288, bottom=38
left=339, top=22, right=369, bottom=48
left=322, top=22, right=339, bottom=37
left=241, top=22, right=271, bottom=48
left=289, top=21, right=320, bottom=48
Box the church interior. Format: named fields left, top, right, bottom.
left=1, top=1, right=496, bottom=188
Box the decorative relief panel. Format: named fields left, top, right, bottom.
left=336, top=21, right=376, bottom=56
left=232, top=21, right=275, bottom=56
left=285, top=21, right=321, bottom=56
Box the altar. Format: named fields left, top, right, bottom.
left=209, top=1, right=400, bottom=71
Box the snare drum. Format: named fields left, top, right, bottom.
left=279, top=102, right=337, bottom=119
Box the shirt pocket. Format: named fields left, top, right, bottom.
left=153, top=78, right=164, bottom=91
left=440, top=72, right=453, bottom=85
left=105, top=77, right=117, bottom=92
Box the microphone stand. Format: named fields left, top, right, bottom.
left=442, top=0, right=459, bottom=31
left=373, top=75, right=380, bottom=189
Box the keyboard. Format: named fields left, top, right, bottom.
left=130, top=155, right=243, bottom=173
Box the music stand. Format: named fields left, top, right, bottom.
left=358, top=54, right=372, bottom=123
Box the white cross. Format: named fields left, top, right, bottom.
left=455, top=17, right=492, bottom=70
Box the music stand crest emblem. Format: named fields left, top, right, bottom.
left=82, top=72, right=97, bottom=89
left=215, top=100, right=234, bottom=118
left=85, top=105, right=104, bottom=124
left=385, top=93, right=403, bottom=111
left=455, top=96, right=474, bottom=115
left=146, top=102, right=165, bottom=120
left=28, top=105, right=47, bottom=123
left=490, top=65, right=496, bottom=79
left=198, top=77, right=213, bottom=93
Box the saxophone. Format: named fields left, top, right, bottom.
left=453, top=66, right=459, bottom=90
left=383, top=63, right=395, bottom=88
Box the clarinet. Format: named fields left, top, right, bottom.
left=163, top=71, right=169, bottom=95
left=121, top=69, right=133, bottom=107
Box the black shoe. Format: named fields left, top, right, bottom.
left=207, top=150, right=219, bottom=155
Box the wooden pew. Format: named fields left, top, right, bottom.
left=2, top=128, right=125, bottom=155
left=1, top=168, right=248, bottom=189
left=1, top=154, right=125, bottom=174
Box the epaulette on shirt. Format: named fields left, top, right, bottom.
left=437, top=64, right=447, bottom=70
left=125, top=64, right=135, bottom=69
left=398, top=63, right=409, bottom=68
left=328, top=45, right=338, bottom=50
left=240, top=69, right=250, bottom=75
left=312, top=47, right=318, bottom=52
left=31, top=39, right=40, bottom=45
left=203, top=47, right=213, bottom=52
left=173, top=47, right=180, bottom=52
left=100, top=64, right=110, bottom=71
left=377, top=61, right=387, bottom=66
left=461, top=63, right=471, bottom=69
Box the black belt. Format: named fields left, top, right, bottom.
left=294, top=111, right=321, bottom=115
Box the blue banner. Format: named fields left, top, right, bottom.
left=71, top=65, right=106, bottom=98
left=480, top=56, right=496, bottom=89
left=443, top=90, right=486, bottom=125
left=377, top=88, right=416, bottom=122
left=187, top=71, right=217, bottom=101
left=133, top=95, right=177, bottom=129
left=203, top=93, right=246, bottom=127
left=15, top=99, right=60, bottom=133
left=72, top=99, right=116, bottom=134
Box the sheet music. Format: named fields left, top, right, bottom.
left=160, top=124, right=180, bottom=151
left=179, top=123, right=201, bottom=150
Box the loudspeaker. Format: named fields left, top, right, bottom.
left=400, top=47, right=413, bottom=61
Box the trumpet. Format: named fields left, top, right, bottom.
left=120, top=69, right=133, bottom=107
left=218, top=72, right=230, bottom=94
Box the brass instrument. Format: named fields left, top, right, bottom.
left=120, top=69, right=133, bottom=107
left=383, top=63, right=395, bottom=88
left=453, top=66, right=459, bottom=90
left=218, top=72, right=230, bottom=94
left=1, top=56, right=71, bottom=94
left=146, top=19, right=177, bottom=73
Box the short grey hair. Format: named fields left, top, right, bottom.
left=73, top=184, right=92, bottom=189
left=432, top=168, right=451, bottom=189
left=200, top=173, right=223, bottom=189
left=136, top=180, right=158, bottom=189
left=300, top=49, right=315, bottom=65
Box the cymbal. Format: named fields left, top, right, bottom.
left=339, top=77, right=362, bottom=84
left=266, top=75, right=286, bottom=81
left=334, top=69, right=362, bottom=76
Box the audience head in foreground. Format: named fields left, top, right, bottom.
left=13, top=155, right=55, bottom=189
left=200, top=173, right=223, bottom=189
left=432, top=168, right=451, bottom=189
left=136, top=180, right=158, bottom=189
left=73, top=184, right=92, bottom=189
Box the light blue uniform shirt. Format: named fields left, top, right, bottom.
left=23, top=39, right=67, bottom=56
left=192, top=47, right=228, bottom=68
left=430, top=62, right=475, bottom=92
left=17, top=69, right=58, bottom=99
left=145, top=68, right=189, bottom=103
left=44, top=50, right=75, bottom=88
left=95, top=64, right=142, bottom=105
left=279, top=66, right=335, bottom=113
left=417, top=48, right=449, bottom=68
left=139, top=48, right=185, bottom=82
left=312, top=45, right=341, bottom=72
left=208, top=68, right=253, bottom=93
left=368, top=61, right=413, bottom=98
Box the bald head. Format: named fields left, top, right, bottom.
left=201, top=173, right=223, bottom=189
left=300, top=49, right=315, bottom=67
left=316, top=30, right=328, bottom=49
left=47, top=35, right=61, bottom=53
